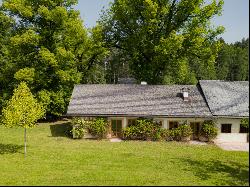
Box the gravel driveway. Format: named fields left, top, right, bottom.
left=215, top=142, right=249, bottom=152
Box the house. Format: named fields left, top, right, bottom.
left=66, top=80, right=249, bottom=142
left=199, top=80, right=249, bottom=143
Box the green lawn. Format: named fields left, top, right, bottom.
left=0, top=121, right=249, bottom=186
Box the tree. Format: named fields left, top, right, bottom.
left=215, top=40, right=234, bottom=80
left=100, top=0, right=224, bottom=84
left=1, top=82, right=45, bottom=157
left=0, top=0, right=108, bottom=117
left=215, top=37, right=249, bottom=81
left=0, top=10, right=14, bottom=111
left=235, top=38, right=249, bottom=49
left=105, top=48, right=132, bottom=84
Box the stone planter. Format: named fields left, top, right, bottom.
left=106, top=133, right=112, bottom=139
left=199, top=136, right=208, bottom=142
left=181, top=136, right=191, bottom=142
left=145, top=137, right=152, bottom=141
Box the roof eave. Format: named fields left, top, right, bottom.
left=212, top=115, right=249, bottom=119
left=65, top=113, right=212, bottom=118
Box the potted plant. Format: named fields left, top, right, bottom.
left=178, top=123, right=193, bottom=142
left=199, top=120, right=218, bottom=142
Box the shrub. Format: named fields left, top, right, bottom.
left=159, top=129, right=179, bottom=141
left=71, top=125, right=86, bottom=139
left=163, top=123, right=192, bottom=142
left=122, top=119, right=193, bottom=142
left=157, top=129, right=173, bottom=141
left=241, top=118, right=249, bottom=129
left=171, top=128, right=182, bottom=141
left=178, top=123, right=193, bottom=141
left=70, top=117, right=90, bottom=139
left=137, top=119, right=155, bottom=140
left=200, top=120, right=218, bottom=142
left=122, top=125, right=138, bottom=140
left=241, top=118, right=249, bottom=142
left=122, top=119, right=162, bottom=141
left=167, top=129, right=175, bottom=141
left=152, top=128, right=163, bottom=141
left=88, top=118, right=108, bottom=139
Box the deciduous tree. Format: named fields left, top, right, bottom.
left=100, top=0, right=224, bottom=84
left=1, top=82, right=45, bottom=157
left=0, top=0, right=108, bottom=117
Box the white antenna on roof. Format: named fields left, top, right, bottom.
left=141, top=81, right=147, bottom=85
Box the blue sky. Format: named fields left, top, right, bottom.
left=0, top=0, right=249, bottom=43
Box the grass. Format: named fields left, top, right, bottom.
left=0, top=120, right=249, bottom=186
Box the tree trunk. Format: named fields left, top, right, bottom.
left=24, top=128, right=27, bottom=157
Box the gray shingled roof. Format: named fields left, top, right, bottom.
left=66, top=84, right=212, bottom=117
left=199, top=80, right=249, bottom=117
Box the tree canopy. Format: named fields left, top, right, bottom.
left=1, top=82, right=45, bottom=128
left=216, top=38, right=249, bottom=81
left=0, top=0, right=108, bottom=117
left=100, top=0, right=225, bottom=84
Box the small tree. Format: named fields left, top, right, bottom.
left=1, top=82, right=45, bottom=157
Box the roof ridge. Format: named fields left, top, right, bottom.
left=74, top=84, right=197, bottom=87
left=199, top=80, right=249, bottom=83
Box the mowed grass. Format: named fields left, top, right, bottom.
left=0, top=121, right=249, bottom=186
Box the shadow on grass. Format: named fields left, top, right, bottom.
left=0, top=143, right=24, bottom=155
left=49, top=122, right=72, bottom=138
left=38, top=117, right=70, bottom=123
left=179, top=158, right=249, bottom=185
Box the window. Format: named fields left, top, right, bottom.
left=221, top=124, right=232, bottom=133
left=240, top=124, right=249, bottom=133
left=127, top=119, right=137, bottom=127
left=154, top=120, right=163, bottom=128
left=169, top=121, right=179, bottom=130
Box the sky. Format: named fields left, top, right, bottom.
left=0, top=0, right=249, bottom=43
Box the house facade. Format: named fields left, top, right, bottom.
left=199, top=80, right=249, bottom=143
left=66, top=80, right=249, bottom=142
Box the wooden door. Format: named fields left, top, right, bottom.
left=111, top=120, right=122, bottom=138
left=190, top=122, right=200, bottom=140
